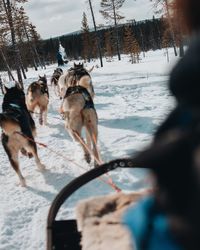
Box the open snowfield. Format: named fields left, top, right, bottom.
left=0, top=49, right=178, bottom=250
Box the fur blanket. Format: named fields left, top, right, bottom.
left=76, top=190, right=149, bottom=250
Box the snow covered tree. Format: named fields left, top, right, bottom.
left=100, top=0, right=126, bottom=61
left=123, top=25, right=140, bottom=64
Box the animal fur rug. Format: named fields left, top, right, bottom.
left=76, top=190, right=149, bottom=250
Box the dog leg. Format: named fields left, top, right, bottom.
left=84, top=110, right=100, bottom=166
left=39, top=111, right=43, bottom=125
left=87, top=123, right=100, bottom=166
left=43, top=109, right=48, bottom=125
left=85, top=128, right=92, bottom=163
left=27, top=141, right=46, bottom=171
left=2, top=134, right=26, bottom=186
left=10, top=153, right=26, bottom=187
left=73, top=130, right=91, bottom=164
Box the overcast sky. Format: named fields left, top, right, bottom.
left=24, top=0, right=157, bottom=39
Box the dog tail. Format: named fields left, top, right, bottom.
left=87, top=66, right=94, bottom=73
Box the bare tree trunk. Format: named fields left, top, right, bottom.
left=179, top=39, right=184, bottom=57
left=0, top=48, right=15, bottom=80
left=20, top=64, right=27, bottom=79
left=88, top=0, right=103, bottom=67
left=165, top=0, right=177, bottom=56
left=112, top=0, right=121, bottom=61
left=3, top=0, right=24, bottom=88
left=0, top=76, right=4, bottom=94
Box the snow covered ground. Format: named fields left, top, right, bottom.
left=0, top=49, right=178, bottom=249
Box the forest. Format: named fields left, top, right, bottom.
left=0, top=0, right=183, bottom=86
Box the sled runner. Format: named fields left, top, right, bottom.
left=47, top=158, right=134, bottom=250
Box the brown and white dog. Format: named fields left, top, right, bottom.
left=26, top=75, right=49, bottom=125
left=51, top=68, right=63, bottom=96
left=60, top=63, right=100, bottom=166
left=57, top=63, right=94, bottom=100
left=0, top=83, right=45, bottom=186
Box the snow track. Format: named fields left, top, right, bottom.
left=0, top=50, right=176, bottom=249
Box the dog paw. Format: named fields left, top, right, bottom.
left=39, top=118, right=43, bottom=125
left=84, top=153, right=91, bottom=164
left=38, top=163, right=46, bottom=171
left=18, top=178, right=26, bottom=187
left=94, top=161, right=100, bottom=168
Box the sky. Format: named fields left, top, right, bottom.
left=24, top=0, right=157, bottom=39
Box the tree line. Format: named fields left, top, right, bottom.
left=0, top=0, right=185, bottom=86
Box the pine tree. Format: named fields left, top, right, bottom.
left=123, top=26, right=140, bottom=64
left=29, top=23, right=45, bottom=68
left=15, top=7, right=38, bottom=70
left=100, top=0, right=126, bottom=61
left=152, top=0, right=178, bottom=56
left=104, top=30, right=114, bottom=61
left=81, top=12, right=91, bottom=62
left=1, top=0, right=29, bottom=87
left=87, top=0, right=103, bottom=67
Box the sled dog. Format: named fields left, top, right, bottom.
left=61, top=85, right=100, bottom=166
left=26, top=75, right=49, bottom=125
left=0, top=83, right=45, bottom=186
left=57, top=63, right=94, bottom=100
left=51, top=68, right=63, bottom=95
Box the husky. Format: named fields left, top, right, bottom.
left=57, top=63, right=94, bottom=100
left=51, top=68, right=63, bottom=95
left=70, top=63, right=95, bottom=99
left=60, top=64, right=100, bottom=166
left=0, top=83, right=45, bottom=187
left=26, top=75, right=49, bottom=125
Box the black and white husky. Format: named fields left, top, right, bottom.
left=0, top=83, right=45, bottom=187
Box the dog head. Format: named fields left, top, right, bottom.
left=73, top=62, right=84, bottom=70
left=56, top=68, right=63, bottom=74
left=2, top=83, right=26, bottom=111
left=38, top=75, right=47, bottom=85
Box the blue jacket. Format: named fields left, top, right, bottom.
left=123, top=197, right=183, bottom=250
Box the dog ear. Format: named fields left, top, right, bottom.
left=38, top=75, right=42, bottom=79
left=15, top=81, right=22, bottom=90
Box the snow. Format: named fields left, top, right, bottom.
left=0, top=49, right=178, bottom=249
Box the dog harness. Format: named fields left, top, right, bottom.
left=64, top=85, right=94, bottom=109
left=1, top=102, right=35, bottom=139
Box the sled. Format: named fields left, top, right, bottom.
left=47, top=158, right=134, bottom=250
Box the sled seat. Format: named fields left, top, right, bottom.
left=47, top=159, right=140, bottom=250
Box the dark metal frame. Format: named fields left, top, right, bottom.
left=47, top=158, right=134, bottom=250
